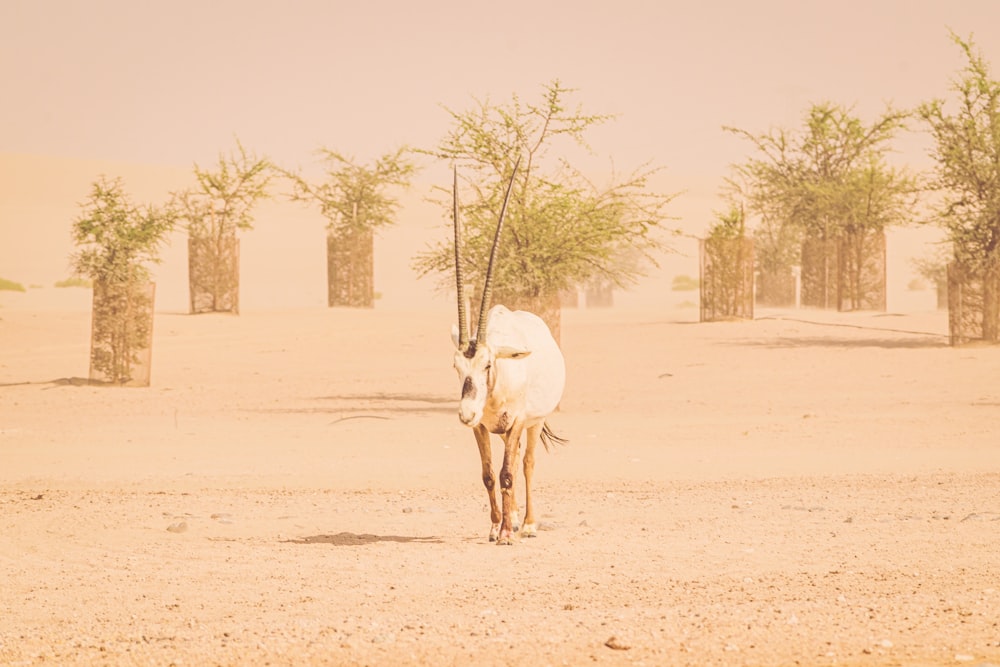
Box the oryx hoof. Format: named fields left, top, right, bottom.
left=496, top=530, right=515, bottom=546
left=488, top=523, right=501, bottom=542
left=521, top=522, right=538, bottom=538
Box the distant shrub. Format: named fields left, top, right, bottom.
left=0, top=277, right=26, bottom=292
left=672, top=274, right=700, bottom=291
left=55, top=276, right=93, bottom=288
left=907, top=278, right=927, bottom=291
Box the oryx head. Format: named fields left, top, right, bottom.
left=451, top=159, right=528, bottom=427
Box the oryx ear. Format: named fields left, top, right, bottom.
left=495, top=345, right=532, bottom=359
left=451, top=324, right=462, bottom=349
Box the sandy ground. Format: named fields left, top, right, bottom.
left=1, top=289, right=999, bottom=667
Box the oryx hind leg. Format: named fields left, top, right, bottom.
left=473, top=425, right=501, bottom=542
left=521, top=423, right=542, bottom=537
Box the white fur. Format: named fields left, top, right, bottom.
left=452, top=305, right=565, bottom=430
left=451, top=304, right=566, bottom=545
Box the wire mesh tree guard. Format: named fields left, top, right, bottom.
left=699, top=236, right=754, bottom=321
left=188, top=233, right=240, bottom=314
left=947, top=258, right=1000, bottom=345
left=89, top=280, right=156, bottom=387
left=327, top=227, right=374, bottom=308
left=800, top=229, right=885, bottom=311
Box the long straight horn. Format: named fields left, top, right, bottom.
left=475, top=155, right=521, bottom=343
left=453, top=166, right=469, bottom=349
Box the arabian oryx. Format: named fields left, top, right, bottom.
left=450, top=161, right=567, bottom=545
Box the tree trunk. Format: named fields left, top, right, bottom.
left=801, top=234, right=839, bottom=309
left=837, top=228, right=886, bottom=312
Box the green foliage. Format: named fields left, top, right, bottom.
left=0, top=277, right=26, bottom=292
left=54, top=276, right=93, bottom=288
left=917, top=32, right=1000, bottom=272
left=671, top=274, right=700, bottom=291
left=414, top=80, right=679, bottom=298
left=282, top=147, right=417, bottom=235
left=707, top=203, right=746, bottom=241
left=725, top=102, right=916, bottom=266
left=70, top=176, right=175, bottom=284
left=172, top=138, right=273, bottom=240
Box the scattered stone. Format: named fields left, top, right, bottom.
left=953, top=654, right=974, bottom=662
left=166, top=522, right=188, bottom=533
left=402, top=507, right=413, bottom=514
left=878, top=639, right=893, bottom=649
left=604, top=636, right=630, bottom=651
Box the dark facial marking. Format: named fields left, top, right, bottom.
left=463, top=340, right=478, bottom=359
left=461, top=376, right=476, bottom=400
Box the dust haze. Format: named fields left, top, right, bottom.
left=2, top=3, right=999, bottom=666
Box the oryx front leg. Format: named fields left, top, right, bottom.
left=497, top=419, right=525, bottom=546
left=473, top=425, right=501, bottom=542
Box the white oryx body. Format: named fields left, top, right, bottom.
left=452, top=305, right=565, bottom=432
left=449, top=160, right=567, bottom=545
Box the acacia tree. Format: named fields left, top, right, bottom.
left=71, top=176, right=174, bottom=385
left=918, top=32, right=1000, bottom=342
left=726, top=103, right=915, bottom=309
left=414, top=80, right=678, bottom=338
left=172, top=139, right=273, bottom=313
left=282, top=148, right=417, bottom=307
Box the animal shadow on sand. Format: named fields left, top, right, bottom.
left=283, top=532, right=443, bottom=547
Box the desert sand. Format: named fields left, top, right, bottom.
left=1, top=285, right=998, bottom=667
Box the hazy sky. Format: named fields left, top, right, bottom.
left=3, top=0, right=1000, bottom=225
